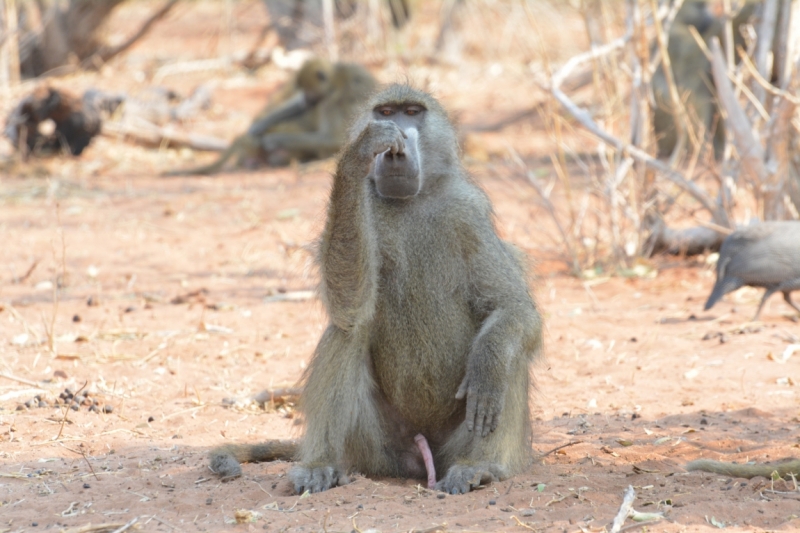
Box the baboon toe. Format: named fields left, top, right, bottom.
left=289, top=464, right=349, bottom=494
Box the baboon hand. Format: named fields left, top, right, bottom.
left=455, top=372, right=506, bottom=437
left=360, top=120, right=407, bottom=160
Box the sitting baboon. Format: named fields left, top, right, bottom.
left=210, top=85, right=542, bottom=494
left=652, top=1, right=759, bottom=159
left=4, top=86, right=102, bottom=157
left=165, top=58, right=376, bottom=176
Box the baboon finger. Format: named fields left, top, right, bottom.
left=473, top=398, right=486, bottom=436
left=464, top=395, right=477, bottom=432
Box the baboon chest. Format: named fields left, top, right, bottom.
left=369, top=223, right=477, bottom=427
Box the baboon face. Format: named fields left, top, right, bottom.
left=370, top=102, right=424, bottom=199
left=297, top=59, right=334, bottom=105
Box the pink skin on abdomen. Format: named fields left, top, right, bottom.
left=414, top=433, right=436, bottom=489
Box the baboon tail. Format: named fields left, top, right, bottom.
left=161, top=146, right=235, bottom=177
left=209, top=439, right=298, bottom=479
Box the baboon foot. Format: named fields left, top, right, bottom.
left=289, top=464, right=349, bottom=494
left=435, top=463, right=504, bottom=495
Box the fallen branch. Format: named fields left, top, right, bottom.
left=102, top=120, right=227, bottom=152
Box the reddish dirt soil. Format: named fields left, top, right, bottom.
left=2, top=2, right=800, bottom=532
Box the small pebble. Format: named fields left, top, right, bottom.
left=24, top=400, right=33, bottom=409
left=38, top=401, right=47, bottom=408
left=206, top=498, right=213, bottom=505
left=124, top=306, right=136, bottom=313
left=148, top=416, right=155, bottom=422
left=356, top=504, right=364, bottom=510
left=83, top=483, right=90, bottom=489
left=16, top=404, right=25, bottom=411
left=700, top=418, right=708, bottom=425
left=32, top=523, right=38, bottom=527
left=437, top=493, right=445, bottom=499
left=103, top=405, right=113, bottom=414
left=489, top=499, right=496, bottom=506
left=72, top=314, right=81, bottom=322
left=89, top=405, right=98, bottom=413
left=70, top=404, right=79, bottom=411
left=87, top=297, right=99, bottom=307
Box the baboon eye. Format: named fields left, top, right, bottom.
left=377, top=107, right=394, bottom=116
left=405, top=106, right=423, bottom=116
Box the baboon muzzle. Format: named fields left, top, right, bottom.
left=374, top=129, right=421, bottom=199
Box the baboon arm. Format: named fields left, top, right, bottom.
left=457, top=233, right=542, bottom=435
left=469, top=237, right=542, bottom=358
left=317, top=141, right=380, bottom=332
left=248, top=92, right=309, bottom=137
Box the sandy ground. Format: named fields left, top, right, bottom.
left=2, top=2, right=800, bottom=532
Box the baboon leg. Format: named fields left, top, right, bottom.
left=290, top=325, right=399, bottom=494
left=434, top=355, right=532, bottom=494
left=261, top=131, right=342, bottom=158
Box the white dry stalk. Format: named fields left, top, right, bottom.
left=609, top=485, right=636, bottom=533
left=549, top=24, right=717, bottom=215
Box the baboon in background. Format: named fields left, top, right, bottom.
left=4, top=86, right=102, bottom=157
left=652, top=1, right=759, bottom=159
left=165, top=58, right=376, bottom=176
left=210, top=85, right=542, bottom=495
